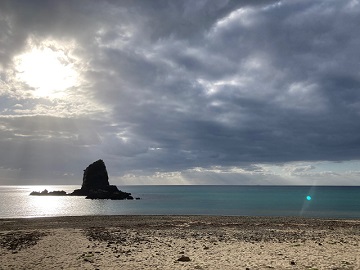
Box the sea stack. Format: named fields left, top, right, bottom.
left=82, top=159, right=110, bottom=191
left=70, top=159, right=133, bottom=200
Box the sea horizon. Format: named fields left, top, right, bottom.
left=0, top=185, right=359, bottom=219
left=2, top=184, right=360, bottom=187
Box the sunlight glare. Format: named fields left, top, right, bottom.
left=15, top=45, right=78, bottom=98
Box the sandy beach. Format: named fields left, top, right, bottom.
left=0, top=216, right=359, bottom=270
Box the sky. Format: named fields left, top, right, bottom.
left=1, top=0, right=360, bottom=185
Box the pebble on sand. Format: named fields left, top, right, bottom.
left=177, top=255, right=191, bottom=262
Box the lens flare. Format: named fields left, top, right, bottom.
left=306, top=195, right=312, bottom=201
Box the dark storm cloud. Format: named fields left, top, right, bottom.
left=102, top=0, right=360, bottom=169
left=1, top=0, right=360, bottom=184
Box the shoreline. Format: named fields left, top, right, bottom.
left=1, top=214, right=360, bottom=229
left=1, top=215, right=359, bottom=269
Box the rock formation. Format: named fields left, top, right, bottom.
left=71, top=159, right=133, bottom=200
left=30, top=190, right=67, bottom=196
left=82, top=159, right=110, bottom=191
left=30, top=159, right=134, bottom=200
left=71, top=159, right=110, bottom=196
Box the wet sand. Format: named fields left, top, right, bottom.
left=0, top=215, right=359, bottom=269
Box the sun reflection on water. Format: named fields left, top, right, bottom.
left=18, top=185, right=130, bottom=217
left=29, top=196, right=64, bottom=216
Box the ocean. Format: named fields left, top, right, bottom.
left=0, top=185, right=359, bottom=219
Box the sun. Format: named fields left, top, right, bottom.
left=14, top=41, right=79, bottom=98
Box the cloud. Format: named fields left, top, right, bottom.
left=1, top=0, right=360, bottom=184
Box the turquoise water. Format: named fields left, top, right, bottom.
left=0, top=185, right=359, bottom=218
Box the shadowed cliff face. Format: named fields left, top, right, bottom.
left=81, top=159, right=110, bottom=191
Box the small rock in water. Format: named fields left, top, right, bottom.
left=177, top=255, right=191, bottom=262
